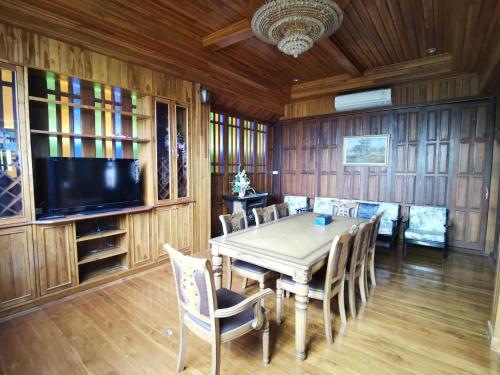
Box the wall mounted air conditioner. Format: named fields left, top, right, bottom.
left=334, top=88, right=392, bottom=112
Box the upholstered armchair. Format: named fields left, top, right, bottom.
left=276, top=226, right=357, bottom=343
left=403, top=205, right=450, bottom=258
left=313, top=197, right=335, bottom=215
left=283, top=195, right=309, bottom=215
left=331, top=199, right=359, bottom=218
left=253, top=205, right=276, bottom=227
left=166, top=244, right=273, bottom=375
left=219, top=212, right=274, bottom=291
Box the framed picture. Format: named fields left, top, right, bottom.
left=343, top=134, right=390, bottom=166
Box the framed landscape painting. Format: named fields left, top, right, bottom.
left=343, top=134, right=390, bottom=166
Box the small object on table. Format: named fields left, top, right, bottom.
left=315, top=214, right=333, bottom=226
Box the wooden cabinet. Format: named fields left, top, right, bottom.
left=154, top=203, right=193, bottom=260
left=129, top=211, right=152, bottom=267
left=0, top=226, right=36, bottom=310
left=35, top=224, right=76, bottom=295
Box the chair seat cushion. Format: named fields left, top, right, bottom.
left=405, top=229, right=445, bottom=243
left=378, top=221, right=394, bottom=236
left=232, top=260, right=271, bottom=275
left=186, top=288, right=262, bottom=334
left=281, top=269, right=326, bottom=292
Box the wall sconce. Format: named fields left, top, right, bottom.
left=200, top=86, right=210, bottom=104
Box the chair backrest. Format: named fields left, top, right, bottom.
left=274, top=202, right=290, bottom=219
left=357, top=202, right=380, bottom=219
left=349, top=220, right=374, bottom=272
left=253, top=205, right=276, bottom=226
left=376, top=202, right=400, bottom=236
left=324, top=225, right=357, bottom=293
left=368, top=213, right=383, bottom=250
left=313, top=197, right=335, bottom=215
left=408, top=205, right=447, bottom=233
left=219, top=211, right=248, bottom=235
left=332, top=199, right=359, bottom=218
left=284, top=195, right=308, bottom=215
left=166, top=244, right=217, bottom=330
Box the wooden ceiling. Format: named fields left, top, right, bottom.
left=0, top=0, right=499, bottom=121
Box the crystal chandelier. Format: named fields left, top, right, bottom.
left=251, top=0, right=343, bottom=58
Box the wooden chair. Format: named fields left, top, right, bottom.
left=275, top=226, right=357, bottom=343
left=273, top=202, right=290, bottom=219
left=365, top=213, right=383, bottom=291
left=253, top=205, right=276, bottom=227
left=166, top=244, right=272, bottom=375
left=345, top=219, right=374, bottom=318
left=219, top=212, right=274, bottom=291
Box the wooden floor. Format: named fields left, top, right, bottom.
left=1, top=245, right=499, bottom=374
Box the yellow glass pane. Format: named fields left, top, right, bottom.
left=60, top=76, right=69, bottom=93
left=2, top=86, right=15, bottom=129
left=104, top=86, right=112, bottom=101
left=1, top=69, right=12, bottom=83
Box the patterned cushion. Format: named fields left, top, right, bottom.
left=332, top=199, right=359, bottom=217
left=405, top=229, right=445, bottom=243
left=357, top=203, right=380, bottom=219
left=377, top=202, right=400, bottom=236
left=409, top=206, right=447, bottom=233
left=274, top=202, right=289, bottom=219
left=280, top=269, right=328, bottom=292
left=313, top=197, right=335, bottom=215
left=284, top=195, right=308, bottom=215
left=186, top=288, right=261, bottom=334
left=254, top=206, right=275, bottom=225
left=378, top=222, right=394, bottom=236
left=220, top=212, right=247, bottom=234
left=232, top=260, right=271, bottom=275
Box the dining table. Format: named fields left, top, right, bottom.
left=209, top=212, right=363, bottom=360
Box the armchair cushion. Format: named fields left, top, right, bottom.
left=405, top=229, right=445, bottom=243
left=284, top=195, right=309, bottom=215
left=280, top=269, right=327, bottom=292
left=357, top=202, right=380, bottom=219
left=232, top=260, right=271, bottom=275
left=313, top=197, right=335, bottom=215
left=332, top=199, right=359, bottom=217
left=377, top=202, right=400, bottom=236
left=187, top=288, right=263, bottom=334
left=409, top=206, right=447, bottom=233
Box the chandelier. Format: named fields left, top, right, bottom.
left=251, top=0, right=343, bottom=58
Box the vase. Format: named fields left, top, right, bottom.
left=238, top=188, right=246, bottom=198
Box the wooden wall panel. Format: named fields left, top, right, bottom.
left=277, top=98, right=495, bottom=252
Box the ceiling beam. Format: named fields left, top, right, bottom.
left=202, top=19, right=254, bottom=51
left=291, top=53, right=453, bottom=101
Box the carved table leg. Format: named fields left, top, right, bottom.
left=212, top=253, right=223, bottom=290
left=294, top=281, right=309, bottom=361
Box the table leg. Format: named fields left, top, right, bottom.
left=294, top=282, right=309, bottom=360
left=212, top=254, right=223, bottom=290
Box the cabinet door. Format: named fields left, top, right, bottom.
left=130, top=212, right=152, bottom=267
left=0, top=226, right=36, bottom=310
left=35, top=224, right=76, bottom=295
left=155, top=206, right=173, bottom=260
left=172, top=204, right=193, bottom=255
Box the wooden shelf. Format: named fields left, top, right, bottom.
left=29, top=96, right=151, bottom=120
left=79, top=263, right=128, bottom=284
left=78, top=246, right=128, bottom=265
left=30, top=129, right=149, bottom=143
left=76, top=228, right=127, bottom=243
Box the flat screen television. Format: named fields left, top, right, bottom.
left=35, top=157, right=142, bottom=218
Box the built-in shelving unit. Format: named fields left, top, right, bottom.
left=30, top=129, right=149, bottom=143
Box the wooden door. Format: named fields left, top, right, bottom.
left=35, top=224, right=76, bottom=295
left=154, top=206, right=173, bottom=260
left=172, top=204, right=193, bottom=255
left=318, top=118, right=340, bottom=197
left=130, top=212, right=152, bottom=267
left=449, top=101, right=494, bottom=251
left=339, top=114, right=365, bottom=199
left=0, top=226, right=36, bottom=310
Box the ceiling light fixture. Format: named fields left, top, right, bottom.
left=292, top=78, right=300, bottom=83
left=251, top=0, right=343, bottom=58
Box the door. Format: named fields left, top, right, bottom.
left=35, top=223, right=76, bottom=295
left=130, top=212, right=152, bottom=267
left=449, top=100, right=494, bottom=251
left=172, top=204, right=193, bottom=255
left=154, top=206, right=173, bottom=260
left=0, top=225, right=36, bottom=310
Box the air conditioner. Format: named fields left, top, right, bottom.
left=334, top=88, right=392, bottom=112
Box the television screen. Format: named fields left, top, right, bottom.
left=35, top=157, right=142, bottom=217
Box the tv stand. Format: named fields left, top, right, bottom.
left=80, top=207, right=123, bottom=216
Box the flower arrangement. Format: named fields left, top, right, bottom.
left=230, top=166, right=255, bottom=197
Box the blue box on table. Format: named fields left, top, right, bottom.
left=315, top=214, right=333, bottom=225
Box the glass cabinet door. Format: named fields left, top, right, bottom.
left=175, top=105, right=189, bottom=198
left=0, top=65, right=28, bottom=223
left=155, top=101, right=171, bottom=201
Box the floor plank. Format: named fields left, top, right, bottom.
left=0, top=245, right=499, bottom=374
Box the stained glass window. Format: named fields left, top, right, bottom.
left=210, top=111, right=224, bottom=173
left=255, top=122, right=267, bottom=173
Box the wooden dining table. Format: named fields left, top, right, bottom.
left=209, top=212, right=362, bottom=360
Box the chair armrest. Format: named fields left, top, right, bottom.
left=296, top=207, right=310, bottom=213
left=214, top=288, right=273, bottom=319
left=444, top=222, right=453, bottom=228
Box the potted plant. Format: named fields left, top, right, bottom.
left=230, top=166, right=255, bottom=198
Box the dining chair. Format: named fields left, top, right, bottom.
left=273, top=202, right=290, bottom=219
left=219, top=212, right=275, bottom=292
left=253, top=205, right=276, bottom=227
left=365, top=213, right=383, bottom=290
left=166, top=244, right=272, bottom=375
left=345, top=219, right=374, bottom=318
left=275, top=226, right=357, bottom=343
